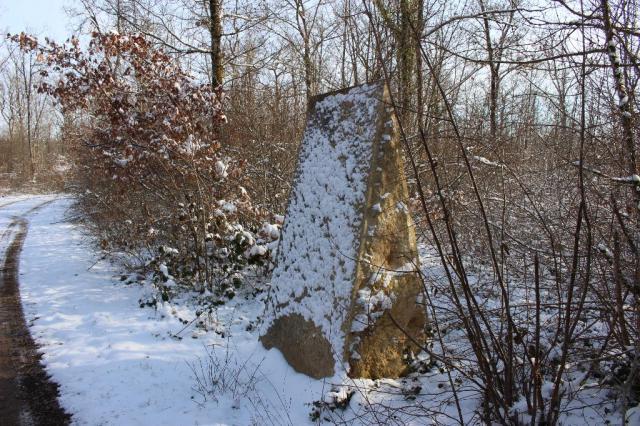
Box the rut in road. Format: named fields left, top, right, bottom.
left=0, top=199, right=71, bottom=426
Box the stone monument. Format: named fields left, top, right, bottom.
left=260, top=82, right=426, bottom=379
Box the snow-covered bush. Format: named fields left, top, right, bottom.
left=10, top=32, right=278, bottom=294
left=150, top=205, right=281, bottom=296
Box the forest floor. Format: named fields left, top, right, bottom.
left=0, top=194, right=633, bottom=425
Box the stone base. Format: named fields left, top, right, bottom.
left=260, top=314, right=335, bottom=379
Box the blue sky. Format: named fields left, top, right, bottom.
left=1, top=0, right=76, bottom=41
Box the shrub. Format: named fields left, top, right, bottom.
left=11, top=31, right=272, bottom=292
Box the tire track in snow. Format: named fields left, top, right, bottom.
left=0, top=199, right=24, bottom=210
left=0, top=198, right=71, bottom=426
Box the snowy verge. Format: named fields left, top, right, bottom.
left=17, top=198, right=327, bottom=425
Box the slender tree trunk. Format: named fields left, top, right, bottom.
left=20, top=55, right=34, bottom=179
left=479, top=0, right=499, bottom=141
left=601, top=0, right=637, bottom=179
left=398, top=0, right=416, bottom=120
left=415, top=0, right=424, bottom=127
left=293, top=0, right=314, bottom=102
left=601, top=0, right=639, bottom=296
left=303, top=38, right=313, bottom=101
left=209, top=0, right=223, bottom=89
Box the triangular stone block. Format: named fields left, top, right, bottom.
left=260, top=82, right=426, bottom=379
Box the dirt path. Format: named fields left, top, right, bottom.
left=0, top=200, right=71, bottom=426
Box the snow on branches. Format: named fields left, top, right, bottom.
left=9, top=31, right=230, bottom=185
left=8, top=32, right=266, bottom=293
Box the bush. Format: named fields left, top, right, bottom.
left=11, top=31, right=275, bottom=293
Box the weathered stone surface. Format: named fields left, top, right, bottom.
left=260, top=82, right=426, bottom=379
left=261, top=314, right=335, bottom=379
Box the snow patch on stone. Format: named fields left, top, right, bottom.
left=262, top=83, right=381, bottom=359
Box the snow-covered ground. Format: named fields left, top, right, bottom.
left=0, top=194, right=59, bottom=254
left=0, top=193, right=39, bottom=206
left=14, top=197, right=325, bottom=425
left=6, top=196, right=472, bottom=425
left=2, top=195, right=635, bottom=425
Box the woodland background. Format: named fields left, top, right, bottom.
left=1, top=0, right=639, bottom=423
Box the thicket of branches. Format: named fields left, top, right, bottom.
left=2, top=0, right=639, bottom=423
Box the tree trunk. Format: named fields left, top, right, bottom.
left=398, top=0, right=416, bottom=120
left=479, top=0, right=499, bottom=141
left=209, top=0, right=223, bottom=89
